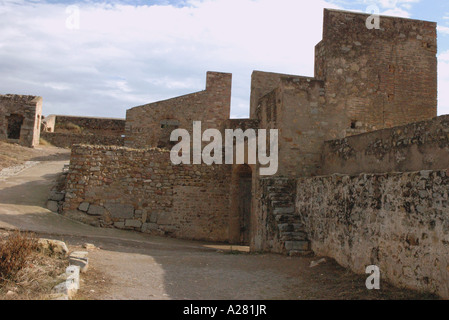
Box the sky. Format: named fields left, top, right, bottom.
left=1, top=0, right=449, bottom=119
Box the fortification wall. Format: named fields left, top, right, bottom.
left=296, top=170, right=449, bottom=299
left=256, top=77, right=328, bottom=177
left=321, top=115, right=449, bottom=175
left=125, top=72, right=232, bottom=149
left=41, top=132, right=124, bottom=148
left=41, top=115, right=125, bottom=148
left=63, top=145, right=232, bottom=242
left=0, top=94, right=42, bottom=147
left=51, top=115, right=125, bottom=135
left=316, top=9, right=437, bottom=136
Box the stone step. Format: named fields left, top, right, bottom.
left=284, top=240, right=310, bottom=252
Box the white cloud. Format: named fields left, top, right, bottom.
left=438, top=50, right=449, bottom=116
left=0, top=0, right=340, bottom=118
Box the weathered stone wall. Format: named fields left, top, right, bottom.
left=250, top=71, right=299, bottom=119
left=41, top=132, right=124, bottom=148
left=0, top=94, right=42, bottom=147
left=296, top=170, right=449, bottom=299
left=41, top=115, right=125, bottom=148
left=63, top=145, right=232, bottom=242
left=321, top=115, right=449, bottom=176
left=316, top=9, right=437, bottom=136
left=51, top=115, right=125, bottom=135
left=252, top=177, right=309, bottom=255
left=125, top=71, right=232, bottom=149
left=256, top=76, right=329, bottom=178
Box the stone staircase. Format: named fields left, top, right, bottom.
left=265, top=178, right=311, bottom=256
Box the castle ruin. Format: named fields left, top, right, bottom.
left=2, top=9, right=448, bottom=298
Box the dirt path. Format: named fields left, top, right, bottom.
left=0, top=156, right=438, bottom=300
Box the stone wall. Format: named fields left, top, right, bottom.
left=296, top=170, right=449, bottom=299
left=41, top=132, right=124, bottom=148
left=316, top=9, right=437, bottom=136
left=0, top=94, right=42, bottom=147
left=252, top=177, right=310, bottom=255
left=321, top=115, right=449, bottom=175
left=63, top=145, right=232, bottom=242
left=256, top=76, right=330, bottom=178
left=125, top=71, right=232, bottom=149
left=41, top=115, right=125, bottom=148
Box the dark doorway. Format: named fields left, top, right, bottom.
left=237, top=165, right=252, bottom=245
left=7, top=114, right=24, bottom=140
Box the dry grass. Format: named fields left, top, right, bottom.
left=38, top=138, right=53, bottom=147
left=0, top=232, right=68, bottom=300
left=55, top=122, right=83, bottom=133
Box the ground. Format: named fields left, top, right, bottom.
left=0, top=143, right=439, bottom=300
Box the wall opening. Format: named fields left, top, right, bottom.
left=7, top=114, right=24, bottom=140
left=235, top=164, right=252, bottom=245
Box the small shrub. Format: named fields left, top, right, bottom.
left=0, top=232, right=38, bottom=282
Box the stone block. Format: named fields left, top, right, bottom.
left=47, top=200, right=59, bottom=213
left=142, top=223, right=158, bottom=233
left=78, top=202, right=90, bottom=212
left=284, top=241, right=310, bottom=251
left=38, top=239, right=68, bottom=257
left=87, top=205, right=106, bottom=216
left=48, top=191, right=65, bottom=202
left=69, top=252, right=89, bottom=273
left=105, top=203, right=134, bottom=219
left=114, top=221, right=125, bottom=229
left=125, top=219, right=142, bottom=228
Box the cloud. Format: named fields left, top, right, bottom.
left=0, top=0, right=340, bottom=118
left=438, top=50, right=449, bottom=116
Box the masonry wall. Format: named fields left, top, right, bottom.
left=316, top=9, right=437, bottom=136
left=250, top=71, right=300, bottom=119
left=41, top=132, right=124, bottom=148
left=41, top=115, right=125, bottom=148
left=252, top=177, right=309, bottom=255
left=125, top=72, right=232, bottom=149
left=296, top=171, right=449, bottom=299
left=0, top=94, right=42, bottom=147
left=51, top=115, right=125, bottom=135
left=256, top=77, right=329, bottom=178
left=63, top=145, right=232, bottom=242
left=321, top=115, right=449, bottom=176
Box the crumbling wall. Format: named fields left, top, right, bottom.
left=0, top=94, right=42, bottom=147
left=125, top=72, right=232, bottom=149
left=296, top=170, right=449, bottom=299
left=63, top=145, right=232, bottom=242
left=321, top=115, right=449, bottom=175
